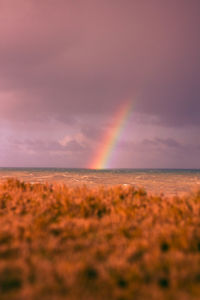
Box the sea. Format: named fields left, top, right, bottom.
left=0, top=168, right=200, bottom=196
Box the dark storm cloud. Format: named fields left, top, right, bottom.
left=0, top=0, right=200, bottom=168
left=116, top=137, right=200, bottom=168
left=0, top=0, right=200, bottom=127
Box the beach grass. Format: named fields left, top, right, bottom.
left=0, top=178, right=200, bottom=299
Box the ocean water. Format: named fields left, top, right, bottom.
left=0, top=168, right=200, bottom=196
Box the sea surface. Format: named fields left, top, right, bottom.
left=0, top=168, right=200, bottom=196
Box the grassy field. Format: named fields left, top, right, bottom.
left=0, top=179, right=200, bottom=299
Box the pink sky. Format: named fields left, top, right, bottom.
left=0, top=0, right=200, bottom=168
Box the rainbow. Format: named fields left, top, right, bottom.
left=89, top=100, right=133, bottom=169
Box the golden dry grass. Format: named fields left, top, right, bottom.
left=0, top=178, right=200, bottom=300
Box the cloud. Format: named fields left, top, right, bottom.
left=0, top=0, right=199, bottom=127
left=59, top=133, right=86, bottom=147
left=114, top=137, right=200, bottom=168
left=0, top=0, right=199, bottom=168
left=11, top=137, right=87, bottom=154
left=141, top=138, right=181, bottom=149
left=1, top=131, right=199, bottom=168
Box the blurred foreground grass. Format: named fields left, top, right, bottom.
left=0, top=179, right=200, bottom=299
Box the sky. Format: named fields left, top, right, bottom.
left=0, top=0, right=200, bottom=168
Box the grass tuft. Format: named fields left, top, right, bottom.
left=0, top=178, right=200, bottom=299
